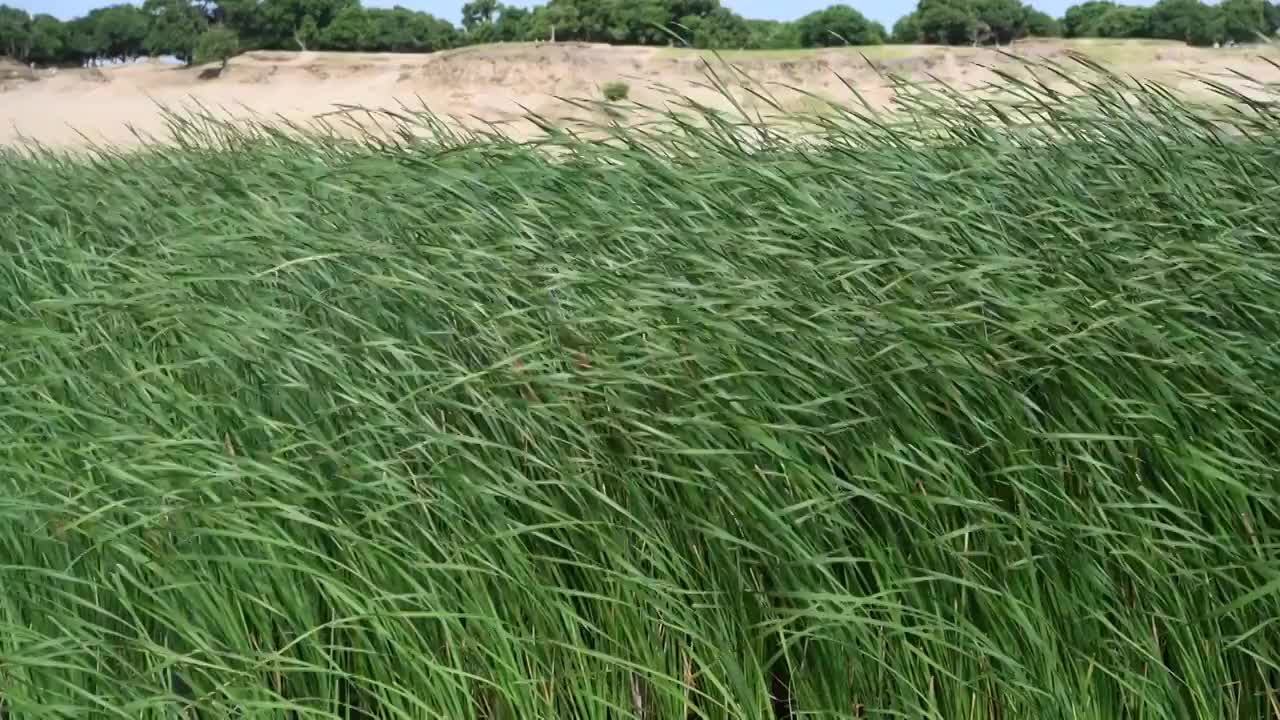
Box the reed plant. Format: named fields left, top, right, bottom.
left=1, top=55, right=1278, bottom=720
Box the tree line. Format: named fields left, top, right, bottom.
left=1, top=0, right=1277, bottom=68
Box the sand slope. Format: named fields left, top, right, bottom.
left=2, top=40, right=1277, bottom=148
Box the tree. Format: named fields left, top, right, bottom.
left=974, top=0, right=1027, bottom=43
left=194, top=23, right=238, bottom=66
left=1218, top=0, right=1266, bottom=40
left=412, top=11, right=459, bottom=49
left=744, top=18, right=801, bottom=48
left=295, top=14, right=318, bottom=48
left=891, top=11, right=922, bottom=42
left=143, top=0, right=208, bottom=63
left=1024, top=8, right=1060, bottom=35
left=249, top=0, right=356, bottom=50
left=209, top=0, right=268, bottom=48
left=319, top=4, right=368, bottom=49
left=0, top=4, right=32, bottom=59
left=916, top=0, right=978, bottom=44
left=1089, top=4, right=1151, bottom=36
left=461, top=0, right=498, bottom=31
left=510, top=0, right=736, bottom=46
left=602, top=0, right=671, bottom=44
left=524, top=0, right=624, bottom=44
left=65, top=15, right=102, bottom=64
left=1186, top=6, right=1224, bottom=43
left=362, top=7, right=407, bottom=50
left=26, top=14, right=67, bottom=64
left=1148, top=0, right=1209, bottom=40
left=668, top=0, right=719, bottom=18
left=35, top=0, right=1269, bottom=60
left=680, top=7, right=749, bottom=48
left=795, top=4, right=885, bottom=46
left=526, top=1, right=580, bottom=41
left=492, top=5, right=530, bottom=41
left=1061, top=0, right=1116, bottom=36
left=353, top=7, right=455, bottom=51
left=91, top=4, right=149, bottom=61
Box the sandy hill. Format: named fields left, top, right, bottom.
left=0, top=57, right=37, bottom=90
left=2, top=40, right=1277, bottom=148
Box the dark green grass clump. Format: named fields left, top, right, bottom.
left=2, top=67, right=1280, bottom=720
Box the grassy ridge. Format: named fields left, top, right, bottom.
left=2, top=69, right=1280, bottom=719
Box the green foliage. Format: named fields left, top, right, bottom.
left=380, top=7, right=457, bottom=51
left=20, top=0, right=1264, bottom=66
left=1059, top=0, right=1265, bottom=42
left=27, top=13, right=68, bottom=64
left=1148, top=0, right=1208, bottom=40
left=1090, top=4, right=1151, bottom=37
left=972, top=0, right=1027, bottom=42
left=916, top=0, right=978, bottom=43
left=89, top=4, right=149, bottom=60
left=2, top=70, right=1280, bottom=720
left=460, top=0, right=497, bottom=31
left=0, top=4, right=32, bottom=59
left=65, top=16, right=101, bottom=63
left=458, top=2, right=530, bottom=43
left=208, top=0, right=267, bottom=48
left=492, top=5, right=530, bottom=41
left=8, top=0, right=1277, bottom=70
left=194, top=23, right=238, bottom=65
left=251, top=0, right=357, bottom=50
left=1218, top=0, right=1267, bottom=40
left=1024, top=8, right=1060, bottom=35
left=679, top=7, right=750, bottom=48
left=295, top=13, right=318, bottom=48
left=606, top=0, right=674, bottom=44
left=318, top=4, right=368, bottom=49
left=1061, top=0, right=1114, bottom=36
left=601, top=78, right=628, bottom=100
left=908, top=0, right=1053, bottom=45
left=890, top=11, right=922, bottom=41
left=743, top=18, right=801, bottom=48
left=796, top=3, right=885, bottom=45
left=143, top=0, right=208, bottom=63
left=1187, top=13, right=1225, bottom=44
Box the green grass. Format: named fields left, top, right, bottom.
left=1, top=64, right=1279, bottom=720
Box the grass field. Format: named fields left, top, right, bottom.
left=1, top=66, right=1279, bottom=720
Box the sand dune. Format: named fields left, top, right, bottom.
left=2, top=40, right=1277, bottom=148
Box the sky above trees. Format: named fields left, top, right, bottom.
left=4, top=0, right=1123, bottom=32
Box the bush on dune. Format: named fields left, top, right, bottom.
left=1, top=67, right=1279, bottom=719
left=602, top=79, right=630, bottom=101
left=194, top=24, right=239, bottom=69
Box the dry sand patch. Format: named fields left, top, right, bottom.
left=1, top=40, right=1276, bottom=148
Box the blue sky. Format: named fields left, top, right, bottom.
left=15, top=0, right=1091, bottom=33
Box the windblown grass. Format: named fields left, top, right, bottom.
left=1, top=59, right=1279, bottom=720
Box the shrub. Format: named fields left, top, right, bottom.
left=194, top=25, right=239, bottom=69
left=602, top=80, right=630, bottom=101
